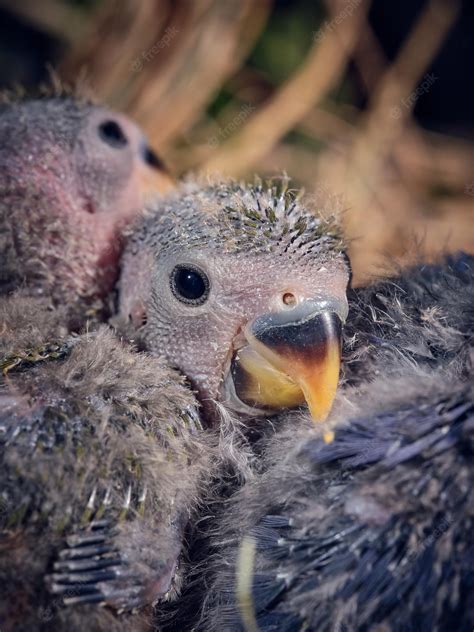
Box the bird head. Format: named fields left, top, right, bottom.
left=120, top=180, right=350, bottom=425
left=0, top=95, right=173, bottom=321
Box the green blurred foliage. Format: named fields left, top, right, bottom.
left=249, top=0, right=324, bottom=84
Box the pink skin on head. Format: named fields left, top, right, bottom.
left=0, top=99, right=174, bottom=313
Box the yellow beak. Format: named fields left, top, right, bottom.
left=229, top=300, right=344, bottom=426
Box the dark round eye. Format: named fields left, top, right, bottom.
left=170, top=264, right=210, bottom=305
left=98, top=120, right=128, bottom=148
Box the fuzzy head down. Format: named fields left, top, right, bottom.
left=0, top=95, right=172, bottom=323
left=120, top=179, right=350, bottom=422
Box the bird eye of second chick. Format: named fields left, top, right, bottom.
left=98, top=119, right=129, bottom=148
left=120, top=179, right=350, bottom=426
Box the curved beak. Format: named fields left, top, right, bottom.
left=228, top=297, right=346, bottom=424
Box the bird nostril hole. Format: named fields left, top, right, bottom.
left=142, top=145, right=166, bottom=171
left=282, top=292, right=297, bottom=306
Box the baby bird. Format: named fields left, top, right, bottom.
left=0, top=93, right=173, bottom=326
left=169, top=254, right=474, bottom=632
left=2, top=178, right=354, bottom=630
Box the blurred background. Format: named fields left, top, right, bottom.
left=0, top=0, right=473, bottom=283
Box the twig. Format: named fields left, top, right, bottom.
left=201, top=0, right=368, bottom=176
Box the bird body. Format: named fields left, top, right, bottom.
left=1, top=155, right=355, bottom=630
left=1, top=321, right=211, bottom=631
left=171, top=254, right=474, bottom=632
left=4, top=120, right=470, bottom=632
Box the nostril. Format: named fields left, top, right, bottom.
left=282, top=292, right=297, bottom=307
left=84, top=200, right=95, bottom=215
left=141, top=144, right=166, bottom=171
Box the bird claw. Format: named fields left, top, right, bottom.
left=48, top=489, right=182, bottom=612
left=47, top=518, right=144, bottom=610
